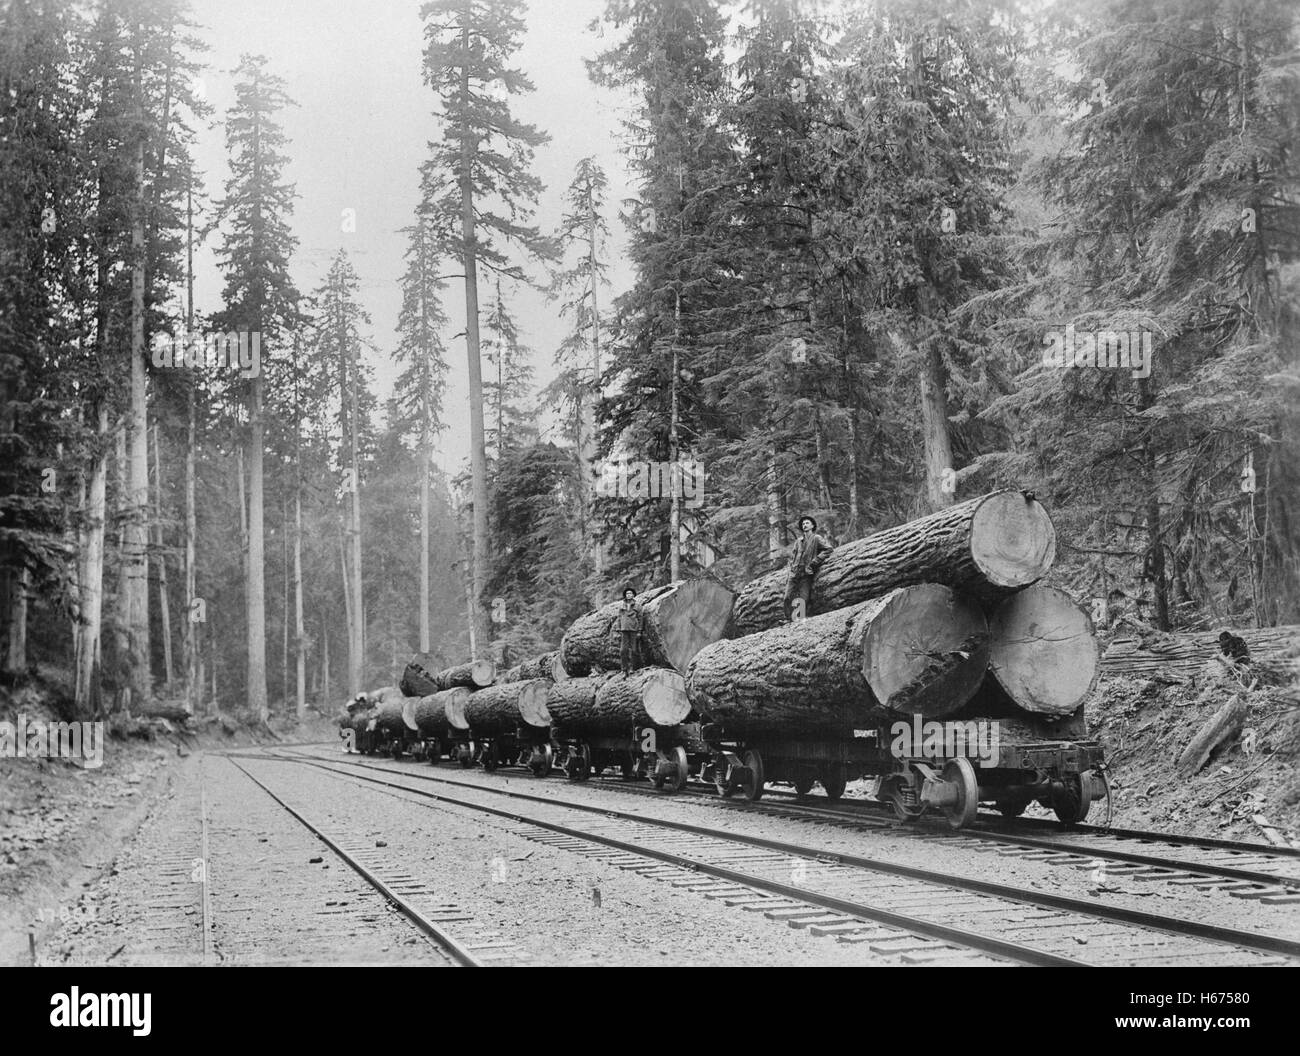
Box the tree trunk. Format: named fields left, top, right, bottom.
left=124, top=85, right=150, bottom=709
left=541, top=668, right=691, bottom=737
left=5, top=567, right=27, bottom=675
left=75, top=404, right=109, bottom=715
left=183, top=182, right=199, bottom=712
left=766, top=447, right=781, bottom=562
left=400, top=654, right=495, bottom=697
left=349, top=312, right=364, bottom=695
left=730, top=490, right=1055, bottom=636
left=151, top=424, right=173, bottom=686
left=981, top=584, right=1098, bottom=716
left=687, top=584, right=990, bottom=737
left=919, top=339, right=955, bottom=511
left=559, top=578, right=734, bottom=677
left=459, top=27, right=491, bottom=655
left=247, top=367, right=267, bottom=720
left=290, top=484, right=304, bottom=719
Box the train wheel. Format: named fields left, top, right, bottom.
left=793, top=776, right=814, bottom=799
left=668, top=746, right=688, bottom=793
left=530, top=743, right=554, bottom=778
left=941, top=758, right=979, bottom=830
left=459, top=741, right=475, bottom=768
left=620, top=757, right=637, bottom=781
left=1052, top=774, right=1092, bottom=825
left=566, top=744, right=591, bottom=782
left=482, top=746, right=498, bottom=772
left=821, top=767, right=847, bottom=802
left=740, top=750, right=765, bottom=802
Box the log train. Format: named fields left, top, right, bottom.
left=339, top=491, right=1110, bottom=829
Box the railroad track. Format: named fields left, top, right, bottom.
left=225, top=754, right=550, bottom=965
left=266, top=747, right=1300, bottom=967
left=273, top=745, right=1300, bottom=904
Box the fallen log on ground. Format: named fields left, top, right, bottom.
left=559, top=578, right=735, bottom=677
left=542, top=669, right=692, bottom=737
left=982, top=584, right=1099, bottom=716
left=1178, top=695, right=1248, bottom=776
left=730, top=490, right=1055, bottom=635
left=131, top=699, right=192, bottom=723
left=399, top=655, right=496, bottom=697
left=686, top=583, right=990, bottom=737
left=462, top=679, right=552, bottom=738
left=1101, top=625, right=1300, bottom=679
left=404, top=687, right=472, bottom=739
left=498, top=651, right=566, bottom=683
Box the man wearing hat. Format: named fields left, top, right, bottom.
left=784, top=515, right=833, bottom=621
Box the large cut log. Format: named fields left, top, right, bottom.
left=498, top=651, right=566, bottom=684
left=370, top=695, right=412, bottom=738
left=687, top=584, right=989, bottom=737
left=983, top=584, right=1098, bottom=716
left=462, top=680, right=552, bottom=738
left=730, top=490, right=1055, bottom=635
left=1101, top=625, right=1300, bottom=679
left=404, top=688, right=471, bottom=739
left=559, top=578, right=735, bottom=677
left=399, top=655, right=496, bottom=697
left=542, top=669, right=692, bottom=737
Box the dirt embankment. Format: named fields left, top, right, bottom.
left=1086, top=661, right=1300, bottom=845
left=0, top=676, right=339, bottom=966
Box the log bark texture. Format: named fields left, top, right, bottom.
left=730, top=490, right=1055, bottom=635
left=543, top=669, right=691, bottom=737
left=1101, top=625, right=1299, bottom=678
left=1178, top=696, right=1248, bottom=776
left=462, top=680, right=550, bottom=738
left=498, top=651, right=565, bottom=684
left=404, top=687, right=471, bottom=739
left=399, top=655, right=495, bottom=697
left=686, top=584, right=989, bottom=737
left=559, top=578, right=734, bottom=677
left=984, top=584, right=1098, bottom=716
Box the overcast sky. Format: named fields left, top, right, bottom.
left=187, top=0, right=638, bottom=475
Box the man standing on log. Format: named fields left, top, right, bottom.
left=783, top=515, right=833, bottom=622
left=618, top=587, right=644, bottom=675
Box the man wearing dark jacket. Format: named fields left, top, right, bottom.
left=618, top=587, right=644, bottom=675
left=783, top=515, right=833, bottom=621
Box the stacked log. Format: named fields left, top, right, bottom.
left=1100, top=625, right=1300, bottom=679
left=367, top=688, right=412, bottom=739
left=498, top=651, right=567, bottom=684
left=462, top=679, right=552, bottom=738
left=685, top=584, right=989, bottom=736
left=730, top=490, right=1055, bottom=636
left=404, top=687, right=471, bottom=740
left=559, top=578, right=734, bottom=676
left=982, top=583, right=1099, bottom=717
left=544, top=669, right=692, bottom=737
left=399, top=655, right=496, bottom=697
